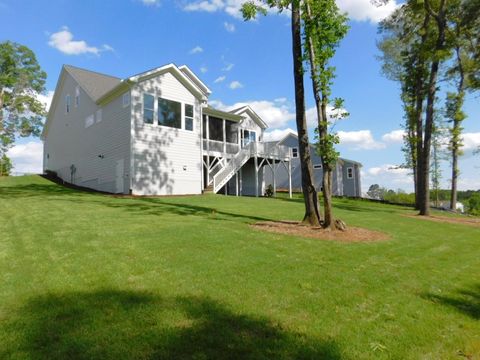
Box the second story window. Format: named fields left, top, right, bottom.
left=347, top=167, right=354, bottom=179
left=292, top=147, right=298, bottom=158
left=184, top=104, right=194, bottom=131
left=143, top=94, right=154, bottom=124
left=158, top=98, right=181, bottom=129
left=65, top=95, right=71, bottom=113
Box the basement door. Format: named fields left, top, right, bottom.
left=115, top=159, right=124, bottom=194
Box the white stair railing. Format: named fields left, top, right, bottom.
left=211, top=141, right=292, bottom=194
left=213, top=142, right=254, bottom=193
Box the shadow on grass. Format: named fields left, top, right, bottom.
left=0, top=182, right=275, bottom=223
left=424, top=284, right=480, bottom=320
left=0, top=183, right=83, bottom=198
left=1, top=290, right=343, bottom=360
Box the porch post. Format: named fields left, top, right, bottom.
left=288, top=160, right=292, bottom=199
left=254, top=154, right=259, bottom=197
left=236, top=172, right=239, bottom=196
left=239, top=167, right=243, bottom=195
left=273, top=161, right=276, bottom=197
left=223, top=119, right=226, bottom=153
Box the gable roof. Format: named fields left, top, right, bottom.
left=178, top=65, right=212, bottom=96
left=229, top=105, right=268, bottom=129
left=276, top=132, right=363, bottom=167
left=64, top=65, right=121, bottom=102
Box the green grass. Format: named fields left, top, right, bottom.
left=1, top=175, right=479, bottom=359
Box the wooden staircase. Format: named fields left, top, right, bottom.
left=203, top=184, right=214, bottom=194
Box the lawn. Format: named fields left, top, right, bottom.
left=0, top=175, right=479, bottom=359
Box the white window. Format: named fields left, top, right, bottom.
left=158, top=97, right=181, bottom=129
left=347, top=167, right=354, bottom=179
left=75, top=86, right=80, bottom=107
left=184, top=104, right=194, bottom=131
left=122, top=92, right=130, bottom=107
left=85, top=114, right=94, bottom=128
left=292, top=147, right=298, bottom=158
left=96, top=108, right=102, bottom=123
left=143, top=94, right=154, bottom=124
left=65, top=94, right=71, bottom=113
left=313, top=164, right=322, bottom=169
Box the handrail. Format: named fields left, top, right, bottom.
left=211, top=141, right=292, bottom=193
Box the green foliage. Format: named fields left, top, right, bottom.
left=0, top=41, right=47, bottom=156
left=302, top=0, right=348, bottom=171
left=467, top=193, right=480, bottom=215
left=0, top=154, right=12, bottom=176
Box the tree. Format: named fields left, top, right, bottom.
left=444, top=0, right=480, bottom=211
left=367, top=184, right=386, bottom=200
left=377, top=0, right=476, bottom=216
left=0, top=154, right=12, bottom=176
left=242, top=0, right=322, bottom=226
left=0, top=41, right=46, bottom=159
left=378, top=3, right=434, bottom=210
left=302, top=0, right=349, bottom=229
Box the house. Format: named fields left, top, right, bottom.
left=263, top=132, right=362, bottom=197
left=42, top=64, right=292, bottom=196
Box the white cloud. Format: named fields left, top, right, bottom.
left=338, top=130, right=386, bottom=150
left=462, top=132, right=480, bottom=151
left=6, top=141, right=43, bottom=174
left=222, top=63, right=235, bottom=72
left=382, top=129, right=405, bottom=143
left=189, top=46, right=204, bottom=54
left=305, top=105, right=349, bottom=127
left=229, top=80, right=243, bottom=90
left=36, top=90, right=54, bottom=112
left=140, top=0, right=160, bottom=5
left=336, top=0, right=400, bottom=23
left=274, top=97, right=288, bottom=103
left=263, top=128, right=297, bottom=142
left=224, top=22, right=236, bottom=32
left=362, top=163, right=414, bottom=192
left=183, top=0, right=398, bottom=22
left=200, top=66, right=208, bottom=73
left=48, top=27, right=113, bottom=56
left=183, top=0, right=247, bottom=18
left=214, top=75, right=226, bottom=83
left=210, top=99, right=295, bottom=129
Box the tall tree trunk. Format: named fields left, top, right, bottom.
left=413, top=11, right=431, bottom=210
left=419, top=0, right=447, bottom=216
left=304, top=0, right=335, bottom=229
left=450, top=46, right=465, bottom=211
left=291, top=0, right=321, bottom=226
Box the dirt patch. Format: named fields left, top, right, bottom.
left=251, top=221, right=389, bottom=243
left=403, top=214, right=480, bottom=228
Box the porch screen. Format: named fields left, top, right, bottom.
left=208, top=116, right=223, bottom=142
left=225, top=120, right=238, bottom=144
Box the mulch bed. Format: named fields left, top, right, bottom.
left=251, top=221, right=389, bottom=243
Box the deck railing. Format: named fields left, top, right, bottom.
left=212, top=142, right=291, bottom=193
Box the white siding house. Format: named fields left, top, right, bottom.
left=42, top=64, right=292, bottom=196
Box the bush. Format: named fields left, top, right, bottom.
left=264, top=184, right=274, bottom=197
left=468, top=193, right=480, bottom=216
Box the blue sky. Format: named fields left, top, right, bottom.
left=1, top=0, right=479, bottom=192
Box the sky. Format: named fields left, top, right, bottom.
left=1, top=0, right=479, bottom=193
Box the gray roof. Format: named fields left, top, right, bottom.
left=64, top=65, right=121, bottom=101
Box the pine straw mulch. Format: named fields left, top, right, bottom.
left=251, top=221, right=389, bottom=243
left=403, top=214, right=480, bottom=228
